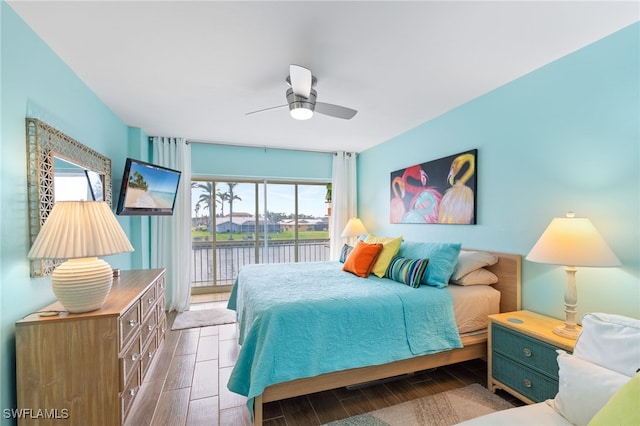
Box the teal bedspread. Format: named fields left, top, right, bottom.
left=226, top=261, right=462, bottom=412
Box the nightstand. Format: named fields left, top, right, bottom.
left=488, top=310, right=578, bottom=404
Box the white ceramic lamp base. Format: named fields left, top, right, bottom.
left=51, top=257, right=113, bottom=313
left=553, top=266, right=580, bottom=340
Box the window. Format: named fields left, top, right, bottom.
left=191, top=179, right=330, bottom=292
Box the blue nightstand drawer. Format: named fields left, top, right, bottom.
left=492, top=323, right=560, bottom=379
left=493, top=352, right=559, bottom=402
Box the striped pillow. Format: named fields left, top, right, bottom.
left=385, top=256, right=429, bottom=288
left=339, top=243, right=353, bottom=263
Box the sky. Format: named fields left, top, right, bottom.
left=191, top=182, right=329, bottom=218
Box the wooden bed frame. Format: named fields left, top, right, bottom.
left=252, top=250, right=522, bottom=425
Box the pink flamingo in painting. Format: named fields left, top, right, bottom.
left=438, top=153, right=475, bottom=224
left=402, top=165, right=442, bottom=223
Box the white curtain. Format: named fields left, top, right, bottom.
left=329, top=151, right=358, bottom=260
left=150, top=137, right=192, bottom=312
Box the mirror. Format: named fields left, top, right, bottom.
left=26, top=118, right=112, bottom=277
left=54, top=157, right=104, bottom=202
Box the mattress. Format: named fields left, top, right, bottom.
left=448, top=284, right=501, bottom=334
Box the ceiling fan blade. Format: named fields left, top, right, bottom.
left=289, top=64, right=312, bottom=98
left=315, top=102, right=358, bottom=120
left=246, top=104, right=287, bottom=116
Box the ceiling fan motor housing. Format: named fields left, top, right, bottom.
left=286, top=88, right=317, bottom=113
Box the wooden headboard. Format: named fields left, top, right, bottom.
left=463, top=249, right=522, bottom=313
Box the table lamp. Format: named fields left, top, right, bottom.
left=341, top=217, right=368, bottom=244
left=526, top=212, right=620, bottom=339
left=28, top=201, right=134, bottom=313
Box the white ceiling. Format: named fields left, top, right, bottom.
left=8, top=1, right=639, bottom=153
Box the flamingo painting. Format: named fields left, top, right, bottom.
left=438, top=153, right=475, bottom=224
left=389, top=149, right=476, bottom=225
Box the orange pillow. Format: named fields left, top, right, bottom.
left=342, top=241, right=383, bottom=278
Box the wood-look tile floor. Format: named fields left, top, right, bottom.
left=125, top=294, right=522, bottom=426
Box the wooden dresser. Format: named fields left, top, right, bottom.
left=15, top=269, right=166, bottom=425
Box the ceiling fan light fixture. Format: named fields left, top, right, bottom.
left=290, top=104, right=314, bottom=120
left=287, top=88, right=316, bottom=120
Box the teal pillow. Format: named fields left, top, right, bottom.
left=385, top=256, right=429, bottom=288
left=339, top=243, right=353, bottom=263
left=397, top=242, right=461, bottom=288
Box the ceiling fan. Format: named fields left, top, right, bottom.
left=246, top=65, right=358, bottom=120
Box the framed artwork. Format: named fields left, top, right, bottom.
left=390, top=149, right=477, bottom=224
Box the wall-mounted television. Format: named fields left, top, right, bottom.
left=116, top=158, right=182, bottom=216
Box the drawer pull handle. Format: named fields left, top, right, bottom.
left=131, top=353, right=139, bottom=362
left=148, top=325, right=154, bottom=331
left=148, top=298, right=154, bottom=304
left=129, top=319, right=137, bottom=327
left=523, top=348, right=532, bottom=357
left=523, top=379, right=532, bottom=388
left=129, top=388, right=136, bottom=397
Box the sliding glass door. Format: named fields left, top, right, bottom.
left=191, top=179, right=330, bottom=293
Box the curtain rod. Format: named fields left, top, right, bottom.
left=185, top=139, right=357, bottom=156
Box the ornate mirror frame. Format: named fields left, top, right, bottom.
left=26, top=118, right=112, bottom=277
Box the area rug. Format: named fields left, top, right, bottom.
left=171, top=301, right=236, bottom=330
left=324, top=383, right=514, bottom=426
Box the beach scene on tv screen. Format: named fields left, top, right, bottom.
left=124, top=163, right=179, bottom=209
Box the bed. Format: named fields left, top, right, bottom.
left=227, top=245, right=521, bottom=425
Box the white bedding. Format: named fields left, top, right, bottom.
left=448, top=284, right=501, bottom=334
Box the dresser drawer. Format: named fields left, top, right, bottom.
left=121, top=337, right=141, bottom=388
left=141, top=309, right=158, bottom=347
left=156, top=282, right=166, bottom=311
left=141, top=333, right=158, bottom=379
left=493, top=352, right=559, bottom=402
left=156, top=274, right=166, bottom=294
left=492, top=323, right=560, bottom=379
left=119, top=301, right=141, bottom=350
left=120, top=367, right=140, bottom=424
left=141, top=285, right=157, bottom=320
left=157, top=312, right=167, bottom=344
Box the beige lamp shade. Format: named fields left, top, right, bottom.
left=28, top=201, right=134, bottom=260
left=341, top=217, right=368, bottom=238
left=526, top=216, right=620, bottom=267
left=526, top=213, right=620, bottom=339
left=28, top=201, right=134, bottom=313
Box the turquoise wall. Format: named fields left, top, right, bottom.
left=358, top=23, right=640, bottom=321
left=0, top=3, right=135, bottom=420
left=191, top=143, right=332, bottom=181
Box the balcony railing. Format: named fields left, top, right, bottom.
left=191, top=238, right=330, bottom=288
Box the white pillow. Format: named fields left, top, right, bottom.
left=551, top=350, right=630, bottom=426
left=573, top=312, right=640, bottom=377
left=451, top=251, right=498, bottom=280
left=450, top=267, right=498, bottom=286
